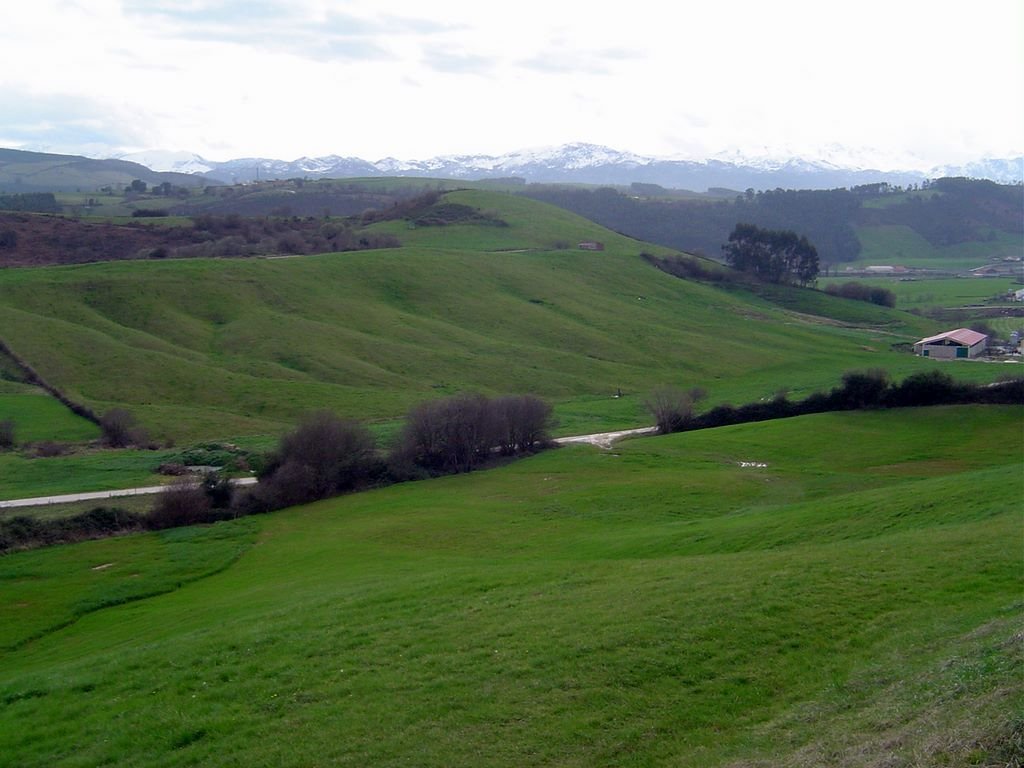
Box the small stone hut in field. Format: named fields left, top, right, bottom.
left=913, top=328, right=988, bottom=359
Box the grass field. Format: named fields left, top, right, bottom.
left=0, top=494, right=155, bottom=522
left=0, top=405, right=1019, bottom=766
left=0, top=389, right=99, bottom=444
left=823, top=275, right=1019, bottom=311
left=0, top=191, right=963, bottom=446
left=851, top=225, right=1023, bottom=271
left=0, top=446, right=175, bottom=501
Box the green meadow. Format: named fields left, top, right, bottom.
left=0, top=389, right=99, bottom=445
left=823, top=275, right=1017, bottom=310
left=0, top=406, right=1020, bottom=766
left=0, top=446, right=173, bottom=501
left=0, top=191, right=960, bottom=449
left=851, top=224, right=1022, bottom=271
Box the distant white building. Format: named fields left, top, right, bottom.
left=913, top=328, right=988, bottom=359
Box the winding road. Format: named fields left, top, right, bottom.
left=0, top=427, right=656, bottom=509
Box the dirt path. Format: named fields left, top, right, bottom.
left=1, top=427, right=659, bottom=508
left=554, top=426, right=657, bottom=449
left=0, top=477, right=258, bottom=509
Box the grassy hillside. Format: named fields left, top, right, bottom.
left=524, top=179, right=1023, bottom=273
left=0, top=148, right=206, bottom=193
left=0, top=406, right=1019, bottom=766
left=0, top=191, right=958, bottom=444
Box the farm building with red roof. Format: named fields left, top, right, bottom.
left=913, top=328, right=988, bottom=359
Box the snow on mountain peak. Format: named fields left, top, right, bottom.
left=117, top=150, right=214, bottom=175
left=110, top=142, right=1023, bottom=188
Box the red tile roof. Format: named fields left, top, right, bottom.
left=916, top=328, right=988, bottom=347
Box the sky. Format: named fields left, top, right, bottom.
left=1, top=0, right=1022, bottom=170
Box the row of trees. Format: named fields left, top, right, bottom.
left=646, top=370, right=1023, bottom=436
left=239, top=393, right=552, bottom=515
left=2, top=392, right=554, bottom=552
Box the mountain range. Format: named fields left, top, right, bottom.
left=119, top=143, right=1024, bottom=191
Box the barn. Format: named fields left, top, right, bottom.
left=913, top=328, right=988, bottom=359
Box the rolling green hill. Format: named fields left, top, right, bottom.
left=0, top=190, right=955, bottom=443
left=0, top=406, right=1019, bottom=766
left=525, top=178, right=1023, bottom=272
left=0, top=148, right=208, bottom=193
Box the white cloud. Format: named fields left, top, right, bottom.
left=0, top=0, right=1020, bottom=167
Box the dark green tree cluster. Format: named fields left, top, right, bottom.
left=722, top=223, right=819, bottom=286
left=0, top=192, right=60, bottom=213
left=522, top=185, right=862, bottom=264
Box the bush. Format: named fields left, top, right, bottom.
left=393, top=393, right=494, bottom=474
left=824, top=282, right=896, bottom=307
left=33, top=440, right=71, bottom=457
left=837, top=369, right=891, bottom=409
left=0, top=507, right=144, bottom=553
left=202, top=472, right=235, bottom=509
left=0, top=417, right=14, bottom=450
left=147, top=478, right=214, bottom=530
left=241, top=411, right=379, bottom=513
left=491, top=395, right=553, bottom=455
left=100, top=408, right=137, bottom=448
left=390, top=393, right=553, bottom=476
left=645, top=386, right=697, bottom=434
left=884, top=370, right=964, bottom=408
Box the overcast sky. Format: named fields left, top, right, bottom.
left=2, top=0, right=1022, bottom=169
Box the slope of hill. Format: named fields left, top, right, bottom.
left=524, top=179, right=1024, bottom=270
left=0, top=406, right=1019, bottom=766
left=0, top=148, right=211, bottom=193
left=0, top=191, right=946, bottom=442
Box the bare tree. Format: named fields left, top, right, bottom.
left=240, top=411, right=379, bottom=512
left=645, top=386, right=696, bottom=434
left=100, top=408, right=136, bottom=447
left=392, top=393, right=553, bottom=475
left=493, top=395, right=553, bottom=454
left=148, top=477, right=212, bottom=530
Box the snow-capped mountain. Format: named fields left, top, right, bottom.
left=929, top=157, right=1023, bottom=185
left=122, top=143, right=1024, bottom=191
left=117, top=150, right=215, bottom=175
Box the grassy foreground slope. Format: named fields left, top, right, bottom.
left=0, top=191, right=945, bottom=442
left=0, top=406, right=1020, bottom=766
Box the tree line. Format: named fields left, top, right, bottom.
left=646, top=370, right=1023, bottom=436
left=522, top=177, right=1021, bottom=266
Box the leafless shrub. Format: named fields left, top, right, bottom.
left=147, top=477, right=213, bottom=530
left=238, top=411, right=380, bottom=513
left=100, top=408, right=137, bottom=447
left=645, top=386, right=696, bottom=434
left=33, top=440, right=71, bottom=457
left=391, top=393, right=553, bottom=476
left=492, top=395, right=553, bottom=455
